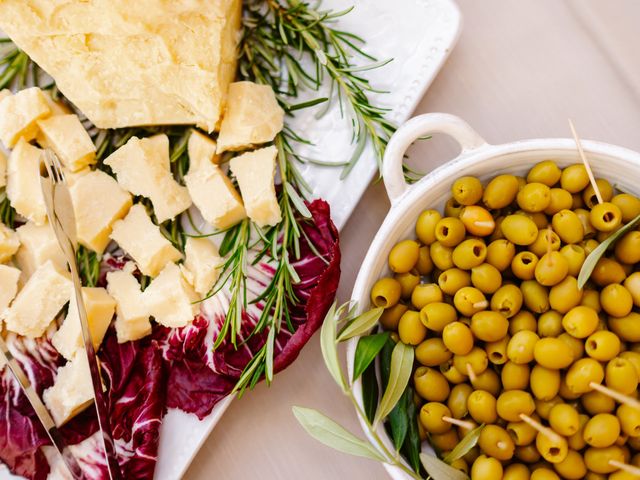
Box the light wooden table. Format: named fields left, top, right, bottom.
left=186, top=0, right=640, bottom=478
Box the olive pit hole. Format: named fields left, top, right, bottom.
left=602, top=211, right=615, bottom=223
left=490, top=352, right=504, bottom=361
left=522, top=257, right=532, bottom=265
left=587, top=340, right=598, bottom=350
left=549, top=447, right=561, bottom=457
left=375, top=296, right=388, bottom=307
left=472, top=246, right=483, bottom=257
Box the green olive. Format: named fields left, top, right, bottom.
left=452, top=238, right=487, bottom=270
left=454, top=287, right=489, bottom=318
left=608, top=312, right=640, bottom=342
left=459, top=205, right=495, bottom=237
left=447, top=383, right=473, bottom=419
left=531, top=365, right=561, bottom=401
left=444, top=197, right=464, bottom=218
left=558, top=332, right=585, bottom=360
left=502, top=361, right=531, bottom=391
left=415, top=246, right=434, bottom=275
left=508, top=330, right=540, bottom=364
left=624, top=272, right=640, bottom=307
left=395, top=271, right=420, bottom=299
left=414, top=366, right=450, bottom=401
left=501, top=214, right=539, bottom=245
left=411, top=283, right=443, bottom=309
left=398, top=310, right=427, bottom=345
left=435, top=217, right=466, bottom=247
left=536, top=311, right=562, bottom=338
left=615, top=230, right=640, bottom=264
left=509, top=310, right=538, bottom=334
left=575, top=208, right=597, bottom=238
left=619, top=351, right=640, bottom=377
left=471, top=455, right=504, bottom=480
left=491, top=284, right=524, bottom=318
left=528, top=160, right=562, bottom=186
left=483, top=174, right=520, bottom=209
left=535, top=396, right=564, bottom=420
left=449, top=458, right=468, bottom=475
left=562, top=305, right=600, bottom=338
left=471, top=263, right=503, bottom=294
left=454, top=346, right=488, bottom=377
left=531, top=468, right=561, bottom=480
left=388, top=239, right=420, bottom=273
left=490, top=216, right=506, bottom=241
left=582, top=390, right=616, bottom=415
left=560, top=244, right=586, bottom=277
left=583, top=413, right=621, bottom=448
left=581, top=238, right=600, bottom=255
left=585, top=330, right=621, bottom=361
left=561, top=164, right=590, bottom=193
left=584, top=445, right=626, bottom=474
left=370, top=277, right=402, bottom=308
left=486, top=239, right=516, bottom=272
left=529, top=228, right=561, bottom=258
left=472, top=368, right=502, bottom=396
left=467, top=390, right=498, bottom=424
left=580, top=289, right=602, bottom=312
left=521, top=280, right=550, bottom=313
left=552, top=209, right=584, bottom=244
left=549, top=276, right=583, bottom=314
left=553, top=449, right=587, bottom=480
left=420, top=302, right=457, bottom=332
left=583, top=178, right=614, bottom=208
left=497, top=390, right=535, bottom=422
left=617, top=404, right=640, bottom=438
left=379, top=303, right=408, bottom=330
left=605, top=357, right=639, bottom=395
left=590, top=202, right=622, bottom=232
left=415, top=338, right=452, bottom=367
left=511, top=251, right=538, bottom=281
left=572, top=193, right=585, bottom=209
left=535, top=430, right=568, bottom=464
left=535, top=251, right=569, bottom=287
left=534, top=337, right=574, bottom=369
left=452, top=176, right=484, bottom=206
left=566, top=414, right=589, bottom=451
left=440, top=359, right=467, bottom=384
left=431, top=429, right=459, bottom=451
left=442, top=321, right=474, bottom=355
left=565, top=358, right=605, bottom=394
left=516, top=444, right=542, bottom=463
left=430, top=241, right=455, bottom=270
left=518, top=182, right=552, bottom=213
left=508, top=419, right=538, bottom=446
left=471, top=310, right=509, bottom=342
left=415, top=209, right=442, bottom=245
left=503, top=463, right=530, bottom=480
left=438, top=268, right=471, bottom=295
left=419, top=402, right=452, bottom=434
left=486, top=335, right=510, bottom=365
left=612, top=193, right=640, bottom=222
left=545, top=188, right=574, bottom=215
left=479, top=424, right=515, bottom=460
left=549, top=403, right=580, bottom=436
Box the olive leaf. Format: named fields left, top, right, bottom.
left=374, top=341, right=414, bottom=426
left=387, top=389, right=409, bottom=450
left=419, top=453, right=469, bottom=480
left=443, top=424, right=484, bottom=464
left=360, top=359, right=379, bottom=423
left=292, top=407, right=386, bottom=462
left=352, top=332, right=389, bottom=381
left=338, top=307, right=384, bottom=342
left=400, top=387, right=422, bottom=473
left=578, top=212, right=640, bottom=289
left=320, top=302, right=346, bottom=392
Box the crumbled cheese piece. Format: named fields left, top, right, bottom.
left=36, top=114, right=96, bottom=172
left=3, top=261, right=72, bottom=338
left=69, top=170, right=132, bottom=253
left=52, top=287, right=116, bottom=360
left=6, top=138, right=47, bottom=225
left=0, top=222, right=20, bottom=263
left=106, top=264, right=152, bottom=344
left=15, top=221, right=66, bottom=279
left=217, top=82, right=284, bottom=153
left=0, top=150, right=6, bottom=189
left=43, top=350, right=94, bottom=426
left=229, top=146, right=282, bottom=227
left=0, top=87, right=51, bottom=148
left=182, top=237, right=221, bottom=296
left=0, top=0, right=241, bottom=131
left=145, top=263, right=198, bottom=328
left=110, top=204, right=181, bottom=277
left=0, top=264, right=21, bottom=314
left=104, top=135, right=191, bottom=223
left=184, top=136, right=246, bottom=230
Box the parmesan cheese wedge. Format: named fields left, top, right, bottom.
left=0, top=87, right=51, bottom=148
left=15, top=221, right=66, bottom=279
left=109, top=204, right=182, bottom=278
left=0, top=0, right=242, bottom=131
left=43, top=350, right=95, bottom=427
left=52, top=287, right=116, bottom=360
left=188, top=130, right=220, bottom=166
left=145, top=263, right=198, bottom=328
left=6, top=138, right=47, bottom=225
left=36, top=114, right=96, bottom=172
left=0, top=222, right=20, bottom=263
left=217, top=81, right=284, bottom=153
left=229, top=146, right=282, bottom=227
left=106, top=264, right=152, bottom=344
left=3, top=260, right=72, bottom=338
left=182, top=237, right=221, bottom=296
left=0, top=264, right=21, bottom=314
left=69, top=170, right=132, bottom=253
left=104, top=135, right=191, bottom=223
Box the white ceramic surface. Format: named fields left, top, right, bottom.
left=347, top=112, right=640, bottom=479
left=0, top=1, right=461, bottom=479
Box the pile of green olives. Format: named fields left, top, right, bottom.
left=371, top=160, right=640, bottom=480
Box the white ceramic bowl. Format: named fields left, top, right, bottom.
left=346, top=112, right=640, bottom=479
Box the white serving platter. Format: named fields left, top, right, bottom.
left=0, top=0, right=460, bottom=478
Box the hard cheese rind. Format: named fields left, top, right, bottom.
left=0, top=0, right=241, bottom=131
left=106, top=264, right=152, bottom=344
left=6, top=138, right=47, bottom=225
left=36, top=114, right=96, bottom=172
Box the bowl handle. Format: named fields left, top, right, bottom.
left=382, top=113, right=488, bottom=204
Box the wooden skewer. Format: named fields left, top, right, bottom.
left=609, top=459, right=640, bottom=476
left=473, top=301, right=488, bottom=309
left=466, top=363, right=477, bottom=383
left=519, top=413, right=563, bottom=443
left=442, top=416, right=475, bottom=431
left=569, top=118, right=603, bottom=205
left=590, top=382, right=640, bottom=410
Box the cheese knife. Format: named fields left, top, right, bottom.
left=41, top=149, right=123, bottom=480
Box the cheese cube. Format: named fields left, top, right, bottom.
left=0, top=222, right=20, bottom=263
left=0, top=87, right=51, bottom=148
left=184, top=136, right=246, bottom=230
left=104, top=135, right=191, bottom=223
left=110, top=204, right=181, bottom=277
left=106, top=264, right=152, bottom=343
left=36, top=114, right=96, bottom=172
left=229, top=146, right=282, bottom=227
left=217, top=82, right=284, bottom=153
left=6, top=138, right=47, bottom=225
left=43, top=91, right=72, bottom=116
left=0, top=150, right=6, bottom=189
left=52, top=287, right=116, bottom=360
left=43, top=350, right=94, bottom=426
left=69, top=170, right=132, bottom=253
left=15, top=222, right=66, bottom=278
left=3, top=261, right=72, bottom=338
left=0, top=264, right=21, bottom=313
left=182, top=237, right=221, bottom=296
left=145, top=263, right=198, bottom=328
